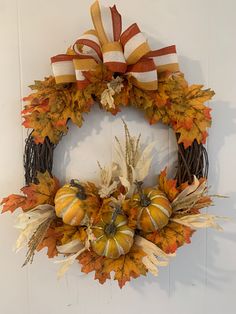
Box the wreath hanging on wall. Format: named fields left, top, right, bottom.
left=1, top=1, right=225, bottom=288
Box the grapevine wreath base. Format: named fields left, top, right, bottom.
left=1, top=1, right=225, bottom=288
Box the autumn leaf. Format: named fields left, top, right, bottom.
left=129, top=85, right=156, bottom=111
left=145, top=221, right=194, bottom=254
left=78, top=250, right=111, bottom=284
left=1, top=171, right=60, bottom=213
left=158, top=168, right=179, bottom=202
left=78, top=245, right=147, bottom=288
left=84, top=64, right=113, bottom=86
left=37, top=227, right=63, bottom=258
left=122, top=199, right=139, bottom=229
left=22, top=77, right=93, bottom=144
left=71, top=89, right=94, bottom=126
left=55, top=224, right=87, bottom=246
left=1, top=194, right=26, bottom=213
left=144, top=73, right=214, bottom=148
left=113, top=80, right=131, bottom=108
left=105, top=245, right=147, bottom=288
left=21, top=171, right=60, bottom=210
left=22, top=77, right=73, bottom=144
left=175, top=177, right=212, bottom=215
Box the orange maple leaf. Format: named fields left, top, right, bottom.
left=78, top=250, right=111, bottom=285
left=78, top=245, right=147, bottom=288
left=144, top=73, right=214, bottom=148
left=145, top=221, right=194, bottom=254
left=22, top=77, right=79, bottom=144
left=37, top=227, right=63, bottom=258
left=1, top=171, right=60, bottom=213
left=158, top=168, right=179, bottom=202
left=105, top=245, right=147, bottom=288
left=1, top=194, right=26, bottom=213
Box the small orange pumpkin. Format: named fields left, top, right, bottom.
left=133, top=186, right=172, bottom=232
left=54, top=179, right=100, bottom=226
left=91, top=211, right=134, bottom=259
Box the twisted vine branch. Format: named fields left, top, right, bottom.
left=175, top=134, right=209, bottom=185
left=24, top=132, right=56, bottom=185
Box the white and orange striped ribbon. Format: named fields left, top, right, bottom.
left=73, top=30, right=102, bottom=62
left=51, top=55, right=76, bottom=84
left=90, top=1, right=127, bottom=73
left=73, top=56, right=97, bottom=90
left=51, top=1, right=180, bottom=91
left=72, top=30, right=102, bottom=88
left=126, top=58, right=158, bottom=90
left=120, top=23, right=151, bottom=65
left=146, top=45, right=179, bottom=74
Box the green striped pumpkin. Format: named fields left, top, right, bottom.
left=133, top=188, right=172, bottom=232
left=91, top=212, right=134, bottom=259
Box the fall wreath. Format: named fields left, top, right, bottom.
left=1, top=1, right=224, bottom=288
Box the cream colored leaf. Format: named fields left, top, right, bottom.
left=14, top=204, right=55, bottom=252
left=119, top=176, right=130, bottom=191
left=171, top=214, right=227, bottom=231
left=98, top=163, right=118, bottom=198
left=172, top=177, right=208, bottom=212
left=135, top=235, right=174, bottom=276
left=57, top=239, right=84, bottom=254
left=55, top=248, right=86, bottom=278
left=172, top=176, right=200, bottom=205
left=100, top=76, right=124, bottom=110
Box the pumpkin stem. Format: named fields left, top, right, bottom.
left=135, top=181, right=151, bottom=207
left=105, top=205, right=122, bottom=237
left=70, top=179, right=87, bottom=200
left=104, top=223, right=117, bottom=237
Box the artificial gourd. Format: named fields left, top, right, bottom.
left=133, top=183, right=172, bottom=232
left=91, top=209, right=134, bottom=259
left=54, top=179, right=100, bottom=226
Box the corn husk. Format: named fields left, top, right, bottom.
left=132, top=141, right=156, bottom=182
left=98, top=162, right=118, bottom=198
left=55, top=239, right=86, bottom=278
left=57, top=239, right=84, bottom=254
left=171, top=176, right=210, bottom=212
left=14, top=204, right=55, bottom=252
left=171, top=214, right=228, bottom=231
left=135, top=236, right=174, bottom=276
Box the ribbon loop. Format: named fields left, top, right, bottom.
left=51, top=55, right=76, bottom=84
left=102, top=41, right=127, bottom=73
left=120, top=23, right=151, bottom=65
left=91, top=2, right=122, bottom=44
left=72, top=30, right=102, bottom=89
left=91, top=1, right=126, bottom=73
left=73, top=30, right=102, bottom=62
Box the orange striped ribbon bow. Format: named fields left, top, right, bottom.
left=51, top=1, right=179, bottom=91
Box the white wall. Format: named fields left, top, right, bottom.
left=0, top=0, right=236, bottom=313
